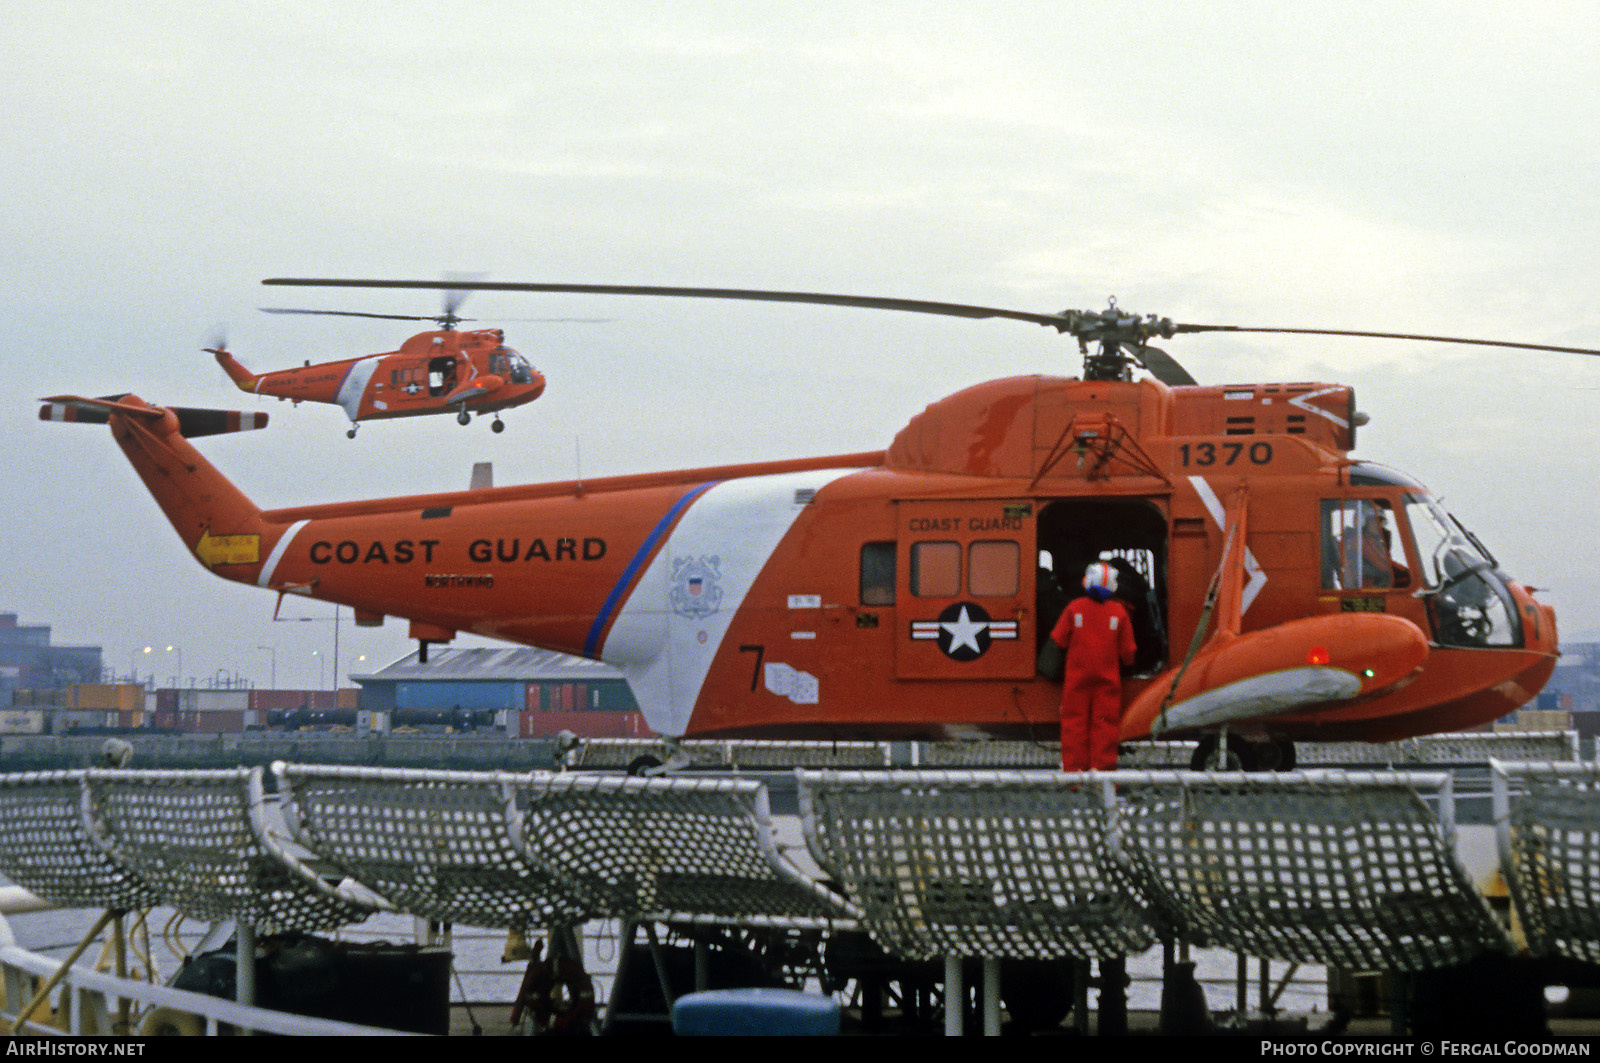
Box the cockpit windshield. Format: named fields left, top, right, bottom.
left=506, top=350, right=535, bottom=384
left=1402, top=494, right=1522, bottom=648
left=490, top=348, right=537, bottom=385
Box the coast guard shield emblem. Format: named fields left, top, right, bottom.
left=670, top=555, right=724, bottom=619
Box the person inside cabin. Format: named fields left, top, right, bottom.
left=1051, top=562, right=1138, bottom=772
left=1107, top=556, right=1161, bottom=672
left=1035, top=559, right=1069, bottom=657
left=1355, top=503, right=1410, bottom=590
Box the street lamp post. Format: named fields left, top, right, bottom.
left=332, top=606, right=340, bottom=694
left=273, top=605, right=342, bottom=693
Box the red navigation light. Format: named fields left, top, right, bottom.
left=1307, top=646, right=1331, bottom=666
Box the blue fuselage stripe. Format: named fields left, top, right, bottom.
left=584, top=481, right=720, bottom=657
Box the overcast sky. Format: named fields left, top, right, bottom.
left=4, top=2, right=1598, bottom=691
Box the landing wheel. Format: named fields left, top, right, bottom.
left=491, top=418, right=505, bottom=433
left=626, top=754, right=662, bottom=777
left=1190, top=733, right=1256, bottom=771
left=1000, top=958, right=1075, bottom=1031
left=346, top=427, right=358, bottom=439
left=1189, top=735, right=1295, bottom=772
left=457, top=410, right=471, bottom=425
left=1256, top=739, right=1296, bottom=772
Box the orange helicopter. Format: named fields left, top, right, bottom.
left=41, top=279, right=1593, bottom=769
left=209, top=289, right=547, bottom=438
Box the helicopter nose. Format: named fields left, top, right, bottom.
left=1507, top=581, right=1558, bottom=653
left=1532, top=598, right=1558, bottom=652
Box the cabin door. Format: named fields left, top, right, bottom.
left=895, top=499, right=1036, bottom=680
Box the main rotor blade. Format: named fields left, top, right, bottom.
left=262, top=278, right=1600, bottom=358
left=263, top=278, right=1077, bottom=329
left=260, top=307, right=454, bottom=323
left=1172, top=324, right=1600, bottom=357
left=1136, top=345, right=1196, bottom=387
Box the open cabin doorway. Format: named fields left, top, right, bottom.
left=1036, top=499, right=1169, bottom=676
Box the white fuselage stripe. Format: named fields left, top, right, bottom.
left=1287, top=385, right=1350, bottom=429
left=1188, top=475, right=1267, bottom=614
left=257, top=520, right=310, bottom=588
left=336, top=358, right=384, bottom=421
left=601, top=469, right=856, bottom=736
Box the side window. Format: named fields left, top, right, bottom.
left=1321, top=499, right=1409, bottom=590
left=969, top=540, right=1019, bottom=596
left=860, top=541, right=896, bottom=605
left=910, top=541, right=961, bottom=597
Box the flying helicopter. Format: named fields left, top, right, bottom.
left=41, top=277, right=1594, bottom=769
left=208, top=287, right=548, bottom=438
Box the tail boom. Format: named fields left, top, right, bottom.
left=209, top=348, right=260, bottom=393
left=41, top=395, right=273, bottom=580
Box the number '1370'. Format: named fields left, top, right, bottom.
left=1179, top=442, right=1273, bottom=467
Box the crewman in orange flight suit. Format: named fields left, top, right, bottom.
left=1051, top=562, right=1138, bottom=772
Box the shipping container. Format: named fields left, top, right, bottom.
left=11, top=689, right=67, bottom=707
left=1571, top=711, right=1600, bottom=740
left=0, top=709, right=45, bottom=735
left=524, top=681, right=638, bottom=715
left=250, top=689, right=343, bottom=713
left=1497, top=708, right=1573, bottom=732
left=178, top=709, right=245, bottom=733
left=68, top=684, right=142, bottom=712
left=519, top=708, right=648, bottom=739
left=56, top=710, right=116, bottom=732
left=191, top=690, right=250, bottom=714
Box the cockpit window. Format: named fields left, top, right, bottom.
left=1320, top=499, right=1409, bottom=590
left=1403, top=494, right=1522, bottom=648
left=507, top=350, right=535, bottom=384
left=489, top=348, right=535, bottom=384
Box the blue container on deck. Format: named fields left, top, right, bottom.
left=670, top=987, right=840, bottom=1036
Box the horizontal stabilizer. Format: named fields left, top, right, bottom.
left=39, top=394, right=146, bottom=425
left=171, top=407, right=270, bottom=437
left=40, top=395, right=269, bottom=437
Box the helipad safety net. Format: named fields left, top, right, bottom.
left=1291, top=732, right=1580, bottom=766
left=512, top=773, right=861, bottom=929
left=0, top=771, right=160, bottom=911
left=275, top=763, right=591, bottom=931
left=1118, top=770, right=1510, bottom=972
left=85, top=767, right=375, bottom=935
left=564, top=738, right=892, bottom=771
left=797, top=770, right=1157, bottom=961
left=1492, top=759, right=1600, bottom=964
